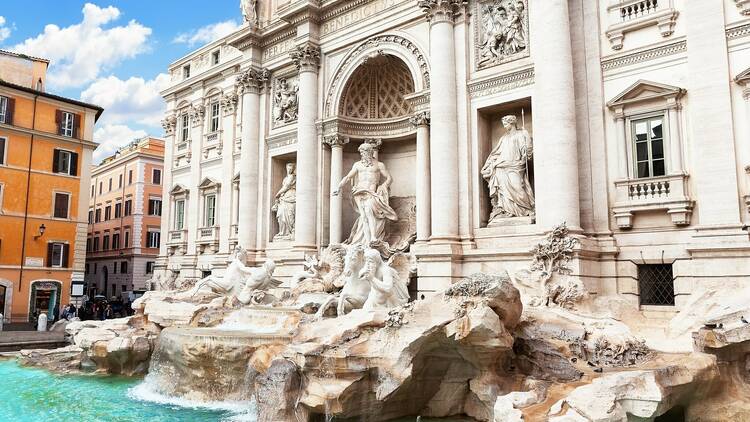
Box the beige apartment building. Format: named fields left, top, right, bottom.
left=85, top=137, right=164, bottom=299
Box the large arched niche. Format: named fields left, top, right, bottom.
left=339, top=55, right=415, bottom=120
left=324, top=33, right=430, bottom=120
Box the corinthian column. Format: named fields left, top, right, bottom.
left=530, top=0, right=581, bottom=229
left=158, top=115, right=177, bottom=259
left=290, top=44, right=321, bottom=249
left=410, top=112, right=432, bottom=242
left=325, top=135, right=349, bottom=244
left=187, top=104, right=205, bottom=255
left=236, top=68, right=269, bottom=252
left=418, top=0, right=463, bottom=243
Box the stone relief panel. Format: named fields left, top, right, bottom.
left=475, top=0, right=529, bottom=70
left=272, top=77, right=299, bottom=127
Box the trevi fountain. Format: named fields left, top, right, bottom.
left=10, top=0, right=750, bottom=421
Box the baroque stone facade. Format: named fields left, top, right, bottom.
left=156, top=0, right=750, bottom=320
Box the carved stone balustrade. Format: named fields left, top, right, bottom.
left=196, top=226, right=220, bottom=253
left=612, top=174, right=693, bottom=229
left=605, top=0, right=678, bottom=50
left=168, top=229, right=188, bottom=255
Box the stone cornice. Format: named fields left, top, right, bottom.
left=601, top=40, right=686, bottom=71
left=727, top=22, right=750, bottom=40
left=290, top=44, right=321, bottom=72
left=276, top=0, right=323, bottom=24
left=417, top=0, right=468, bottom=24
left=235, top=67, right=271, bottom=94
left=467, top=67, right=534, bottom=98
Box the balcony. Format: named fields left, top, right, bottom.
left=206, top=132, right=219, bottom=144
left=605, top=0, right=678, bottom=50
left=612, top=174, right=693, bottom=229
left=168, top=229, right=188, bottom=255
left=197, top=226, right=220, bottom=253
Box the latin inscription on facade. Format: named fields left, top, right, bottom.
left=321, top=0, right=407, bottom=36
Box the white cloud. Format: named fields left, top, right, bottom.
left=81, top=73, right=170, bottom=128
left=93, top=124, right=148, bottom=164
left=0, top=17, right=11, bottom=42
left=10, top=3, right=151, bottom=89
left=173, top=19, right=241, bottom=47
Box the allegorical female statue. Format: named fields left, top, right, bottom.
left=273, top=162, right=296, bottom=240
left=481, top=114, right=535, bottom=223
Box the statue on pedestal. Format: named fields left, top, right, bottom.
left=481, top=114, right=535, bottom=223
left=240, top=0, right=258, bottom=27
left=272, top=162, right=296, bottom=241
left=333, top=142, right=398, bottom=245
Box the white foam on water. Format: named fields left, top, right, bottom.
left=128, top=378, right=257, bottom=421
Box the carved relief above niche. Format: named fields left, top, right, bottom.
left=475, top=0, right=529, bottom=70
left=272, top=76, right=299, bottom=128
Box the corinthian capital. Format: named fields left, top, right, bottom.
left=236, top=67, right=270, bottom=94
left=161, top=115, right=177, bottom=135
left=323, top=134, right=350, bottom=148
left=290, top=44, right=321, bottom=73
left=417, top=0, right=467, bottom=23
left=410, top=111, right=431, bottom=128
left=189, top=104, right=205, bottom=126
left=221, top=92, right=239, bottom=115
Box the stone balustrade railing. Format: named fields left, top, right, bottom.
left=619, top=0, right=659, bottom=21
left=612, top=173, right=692, bottom=229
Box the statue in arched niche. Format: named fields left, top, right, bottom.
left=273, top=162, right=296, bottom=241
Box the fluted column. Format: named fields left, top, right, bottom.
left=419, top=0, right=462, bottom=242
left=291, top=44, right=321, bottom=249
left=187, top=104, right=205, bottom=254
left=158, top=115, right=177, bottom=259
left=219, top=92, right=239, bottom=254
left=325, top=135, right=349, bottom=244
left=411, top=112, right=432, bottom=242
left=236, top=68, right=269, bottom=252
left=531, top=0, right=581, bottom=229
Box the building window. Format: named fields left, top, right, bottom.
left=124, top=200, right=132, bottom=216
left=175, top=199, right=185, bottom=230
left=146, top=261, right=155, bottom=274
left=124, top=231, right=130, bottom=247
left=53, top=192, right=70, bottom=219
left=91, top=185, right=94, bottom=197
left=86, top=238, right=91, bottom=252
left=88, top=209, right=94, bottom=224
left=183, top=65, right=191, bottom=79
left=180, top=114, right=189, bottom=143
left=114, top=202, right=122, bottom=218
left=152, top=169, right=162, bottom=185
left=85, top=263, right=90, bottom=274
left=53, top=149, right=78, bottom=176
left=632, top=116, right=666, bottom=179
left=93, top=237, right=100, bottom=251
left=0, top=96, right=11, bottom=124
left=118, top=174, right=123, bottom=188
left=0, top=137, right=6, bottom=165
left=95, top=208, right=101, bottom=223
left=99, top=182, right=103, bottom=194
left=128, top=170, right=133, bottom=185
left=112, top=233, right=120, bottom=249
left=103, top=235, right=110, bottom=250
left=147, top=231, right=161, bottom=248
left=148, top=198, right=162, bottom=216
left=212, top=50, right=220, bottom=65
left=638, top=264, right=675, bottom=306
left=202, top=270, right=212, bottom=279
left=121, top=261, right=128, bottom=274
left=108, top=178, right=112, bottom=191
left=205, top=194, right=216, bottom=226
left=104, top=205, right=111, bottom=221
left=113, top=262, right=117, bottom=274
left=47, top=243, right=68, bottom=268
left=59, top=111, right=75, bottom=138
left=93, top=263, right=97, bottom=274
left=209, top=102, right=220, bottom=133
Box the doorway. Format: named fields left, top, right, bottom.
left=29, top=281, right=61, bottom=322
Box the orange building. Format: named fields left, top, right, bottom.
left=0, top=61, right=102, bottom=323
left=85, top=137, right=164, bottom=300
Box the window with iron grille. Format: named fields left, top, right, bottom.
left=638, top=264, right=674, bottom=306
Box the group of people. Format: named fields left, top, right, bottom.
left=76, top=298, right=133, bottom=321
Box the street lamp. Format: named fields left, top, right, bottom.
left=34, top=224, right=46, bottom=239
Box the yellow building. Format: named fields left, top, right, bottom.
left=0, top=52, right=102, bottom=324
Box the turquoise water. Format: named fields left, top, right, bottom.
left=0, top=360, right=255, bottom=421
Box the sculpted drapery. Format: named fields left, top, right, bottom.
left=481, top=114, right=535, bottom=222
left=273, top=163, right=296, bottom=241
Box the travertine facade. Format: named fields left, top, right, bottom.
left=157, top=0, right=750, bottom=323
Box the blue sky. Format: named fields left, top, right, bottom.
left=0, top=1, right=244, bottom=162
